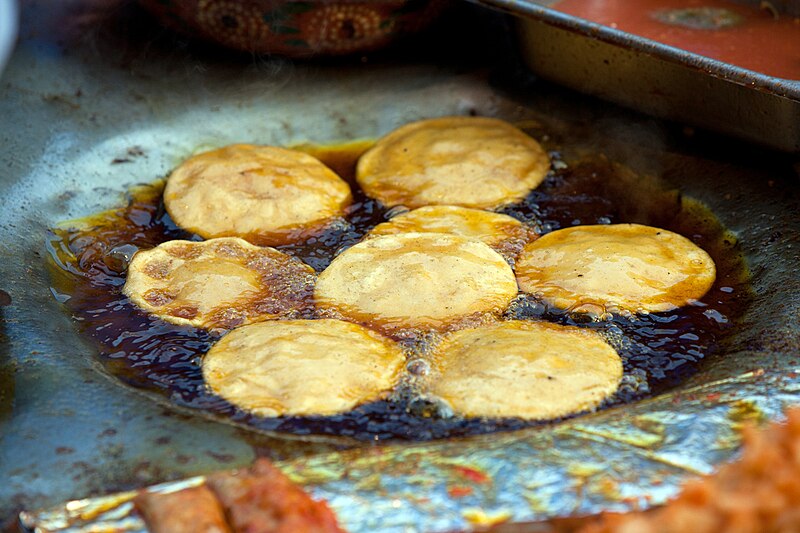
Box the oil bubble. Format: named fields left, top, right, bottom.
left=617, top=369, right=651, bottom=397
left=568, top=302, right=611, bottom=321
left=407, top=358, right=430, bottom=376
left=505, top=294, right=546, bottom=320
left=103, top=243, right=139, bottom=273
left=407, top=396, right=454, bottom=419
left=703, top=309, right=729, bottom=324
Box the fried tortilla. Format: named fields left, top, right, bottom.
left=164, top=144, right=352, bottom=245
left=123, top=237, right=315, bottom=330
left=356, top=116, right=550, bottom=209
left=368, top=205, right=536, bottom=261
left=314, top=232, right=519, bottom=332
left=202, top=319, right=405, bottom=417
left=515, top=223, right=716, bottom=314
left=426, top=320, right=623, bottom=420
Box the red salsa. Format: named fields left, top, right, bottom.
left=553, top=0, right=800, bottom=79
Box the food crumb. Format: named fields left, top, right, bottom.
left=463, top=507, right=512, bottom=527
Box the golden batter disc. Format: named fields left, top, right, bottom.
left=163, top=144, right=352, bottom=245
left=356, top=116, right=550, bottom=209
left=314, top=232, right=519, bottom=332
left=425, top=320, right=623, bottom=420
left=515, top=223, right=716, bottom=314
left=202, top=319, right=405, bottom=417
left=123, top=237, right=315, bottom=329
left=368, top=205, right=536, bottom=261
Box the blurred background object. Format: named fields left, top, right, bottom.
left=137, top=0, right=451, bottom=57
left=0, top=0, right=18, bottom=76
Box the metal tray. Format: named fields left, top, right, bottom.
left=3, top=1, right=800, bottom=532
left=473, top=0, right=800, bottom=152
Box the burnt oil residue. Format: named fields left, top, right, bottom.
left=45, top=142, right=751, bottom=442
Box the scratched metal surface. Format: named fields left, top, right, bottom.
left=4, top=1, right=800, bottom=532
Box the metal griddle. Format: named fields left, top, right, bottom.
left=2, top=1, right=800, bottom=531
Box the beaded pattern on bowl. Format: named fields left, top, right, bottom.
left=303, top=5, right=392, bottom=54
left=195, top=0, right=269, bottom=50
left=138, top=0, right=449, bottom=56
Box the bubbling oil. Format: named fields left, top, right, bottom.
left=46, top=143, right=750, bottom=441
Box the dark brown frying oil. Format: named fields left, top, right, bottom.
left=46, top=143, right=750, bottom=442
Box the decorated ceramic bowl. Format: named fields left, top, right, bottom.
left=138, top=0, right=450, bottom=57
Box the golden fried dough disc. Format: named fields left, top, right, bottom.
left=368, top=206, right=536, bottom=260
left=314, top=232, right=519, bottom=331
left=356, top=116, right=550, bottom=209
left=516, top=224, right=716, bottom=314
left=426, top=320, right=623, bottom=420
left=202, top=319, right=405, bottom=417
left=123, top=238, right=315, bottom=329
left=164, top=144, right=352, bottom=245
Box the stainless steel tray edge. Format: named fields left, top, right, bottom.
left=472, top=0, right=800, bottom=152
